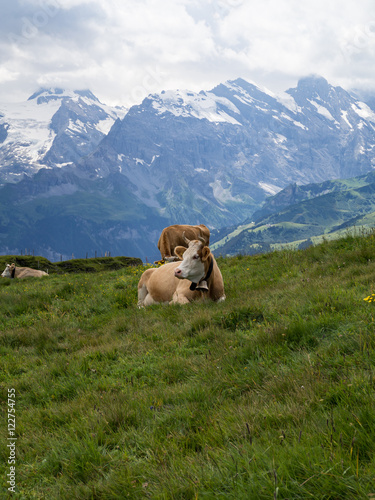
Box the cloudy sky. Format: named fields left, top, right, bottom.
left=1, top=0, right=375, bottom=106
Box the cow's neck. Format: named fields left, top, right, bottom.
left=203, top=255, right=214, bottom=283
left=189, top=255, right=214, bottom=291
left=11, top=266, right=16, bottom=279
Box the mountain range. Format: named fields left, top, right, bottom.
left=1, top=76, right=375, bottom=261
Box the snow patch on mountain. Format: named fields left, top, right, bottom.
left=352, top=102, right=375, bottom=122
left=259, top=182, right=282, bottom=195
left=341, top=110, right=353, bottom=129
left=274, top=92, right=300, bottom=113
left=96, top=116, right=120, bottom=135
left=210, top=179, right=241, bottom=203
left=273, top=133, right=288, bottom=145
left=280, top=112, right=308, bottom=130
left=0, top=100, right=60, bottom=163
left=308, top=99, right=337, bottom=123
left=224, top=80, right=270, bottom=104
left=151, top=89, right=241, bottom=125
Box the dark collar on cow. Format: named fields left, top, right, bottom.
left=11, top=266, right=16, bottom=279
left=189, top=256, right=214, bottom=291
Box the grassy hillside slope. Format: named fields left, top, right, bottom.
left=212, top=171, right=375, bottom=257
left=0, top=255, right=142, bottom=275
left=213, top=193, right=375, bottom=257
left=1, top=234, right=375, bottom=498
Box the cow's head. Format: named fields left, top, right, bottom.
left=1, top=263, right=12, bottom=278
left=174, top=239, right=210, bottom=284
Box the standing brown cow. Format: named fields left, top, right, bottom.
left=155, top=224, right=210, bottom=264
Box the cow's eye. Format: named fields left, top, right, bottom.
left=193, top=254, right=199, bottom=260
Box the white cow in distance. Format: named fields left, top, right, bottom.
left=1, top=263, right=48, bottom=278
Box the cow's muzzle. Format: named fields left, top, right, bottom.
left=174, top=268, right=183, bottom=279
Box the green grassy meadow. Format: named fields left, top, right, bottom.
left=1, top=233, right=375, bottom=499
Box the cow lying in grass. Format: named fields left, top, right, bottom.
left=138, top=238, right=225, bottom=306
left=1, top=263, right=48, bottom=278
left=155, top=224, right=210, bottom=264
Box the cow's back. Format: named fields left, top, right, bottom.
left=181, top=224, right=210, bottom=245
left=197, top=224, right=210, bottom=245
left=16, top=267, right=48, bottom=278
left=157, top=224, right=210, bottom=259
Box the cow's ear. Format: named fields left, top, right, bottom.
left=201, top=246, right=211, bottom=262
left=174, top=246, right=187, bottom=260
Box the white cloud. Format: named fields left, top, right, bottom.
left=1, top=0, right=375, bottom=106
left=0, top=67, right=18, bottom=84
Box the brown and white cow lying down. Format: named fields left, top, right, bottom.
left=156, top=224, right=210, bottom=264
left=138, top=239, right=225, bottom=306
left=1, top=263, right=48, bottom=279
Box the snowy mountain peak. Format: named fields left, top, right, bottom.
left=145, top=77, right=296, bottom=129
left=28, top=87, right=65, bottom=101
left=287, top=75, right=346, bottom=106
left=283, top=74, right=375, bottom=129
left=148, top=88, right=241, bottom=125
left=27, top=87, right=101, bottom=105
left=224, top=77, right=274, bottom=98
left=212, top=77, right=300, bottom=119
left=0, top=89, right=126, bottom=184
left=73, top=89, right=100, bottom=102
left=296, top=74, right=330, bottom=90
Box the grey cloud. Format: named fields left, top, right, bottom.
left=2, top=1, right=105, bottom=51
left=1, top=0, right=375, bottom=106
